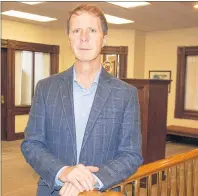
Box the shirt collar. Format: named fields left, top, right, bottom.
left=73, top=65, right=102, bottom=85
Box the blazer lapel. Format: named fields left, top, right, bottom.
left=59, top=67, right=77, bottom=162
left=81, top=68, right=112, bottom=150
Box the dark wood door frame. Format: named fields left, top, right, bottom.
left=1, top=39, right=59, bottom=141
left=1, top=48, right=7, bottom=140
left=101, top=46, right=128, bottom=78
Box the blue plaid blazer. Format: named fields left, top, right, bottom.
left=21, top=66, right=143, bottom=195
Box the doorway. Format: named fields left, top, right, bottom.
left=1, top=39, right=59, bottom=140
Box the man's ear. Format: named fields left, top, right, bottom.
left=68, top=40, right=71, bottom=48
left=68, top=35, right=72, bottom=48
left=102, top=35, right=107, bottom=47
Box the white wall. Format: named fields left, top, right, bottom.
left=133, top=30, right=146, bottom=79
left=144, top=27, right=198, bottom=128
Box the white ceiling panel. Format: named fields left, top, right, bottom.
left=1, top=1, right=198, bottom=32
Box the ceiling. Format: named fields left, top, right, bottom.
left=1, top=1, right=198, bottom=32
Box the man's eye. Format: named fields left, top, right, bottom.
left=90, top=29, right=96, bottom=33
left=73, top=29, right=80, bottom=33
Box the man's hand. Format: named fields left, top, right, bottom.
left=58, top=164, right=99, bottom=192
left=59, top=182, right=80, bottom=196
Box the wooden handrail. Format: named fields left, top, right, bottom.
left=79, top=191, right=124, bottom=196
left=112, top=148, right=198, bottom=187
left=79, top=148, right=198, bottom=195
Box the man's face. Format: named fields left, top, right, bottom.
left=69, top=12, right=107, bottom=63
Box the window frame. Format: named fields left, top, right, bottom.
left=175, top=46, right=198, bottom=120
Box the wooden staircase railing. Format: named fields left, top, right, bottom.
left=80, top=148, right=198, bottom=196
left=79, top=191, right=124, bottom=196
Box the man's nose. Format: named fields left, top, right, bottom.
left=80, top=30, right=89, bottom=42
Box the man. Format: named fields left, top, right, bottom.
left=21, top=4, right=143, bottom=196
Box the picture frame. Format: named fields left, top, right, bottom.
left=149, top=70, right=172, bottom=93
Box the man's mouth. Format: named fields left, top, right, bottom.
left=79, top=48, right=91, bottom=50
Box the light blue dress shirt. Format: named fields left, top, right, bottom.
left=55, top=66, right=103, bottom=189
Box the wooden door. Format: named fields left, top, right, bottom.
left=1, top=48, right=7, bottom=140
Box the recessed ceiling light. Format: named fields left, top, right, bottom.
left=104, top=14, right=134, bottom=24
left=20, top=2, right=43, bottom=5
left=194, top=3, right=198, bottom=9
left=1, top=10, right=57, bottom=22
left=107, top=1, right=150, bottom=8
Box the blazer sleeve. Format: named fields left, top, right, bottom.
left=94, top=87, right=143, bottom=190
left=21, top=80, right=65, bottom=192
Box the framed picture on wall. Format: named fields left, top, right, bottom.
left=149, top=70, right=172, bottom=92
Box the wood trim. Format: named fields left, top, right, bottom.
left=7, top=132, right=24, bottom=141
left=2, top=39, right=59, bottom=53
left=121, top=79, right=171, bottom=85
left=2, top=39, right=60, bottom=54
left=119, top=53, right=127, bottom=78
left=1, top=39, right=8, bottom=48
left=52, top=45, right=60, bottom=54
left=6, top=109, right=14, bottom=141
left=51, top=48, right=59, bottom=74
left=7, top=48, right=12, bottom=109
left=101, top=46, right=128, bottom=54
left=79, top=191, right=124, bottom=196
left=79, top=192, right=124, bottom=196
left=175, top=46, right=198, bottom=120
left=167, top=125, right=198, bottom=139
left=168, top=131, right=198, bottom=138
left=7, top=107, right=29, bottom=141
left=14, top=132, right=25, bottom=140
left=182, top=45, right=198, bottom=55
left=14, top=106, right=31, bottom=114
left=1, top=48, right=8, bottom=140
